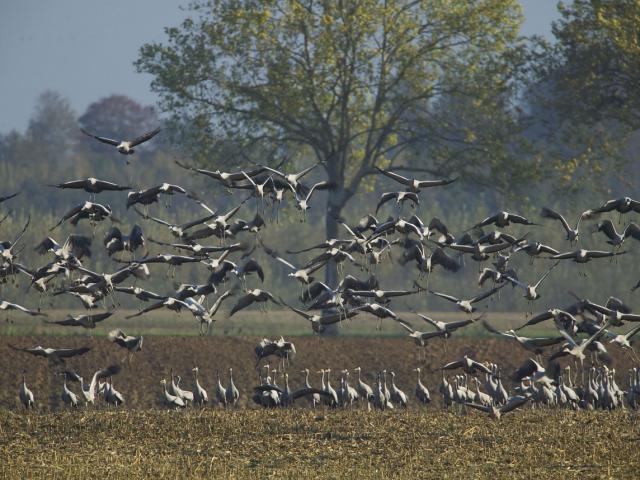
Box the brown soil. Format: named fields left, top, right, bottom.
left=1, top=336, right=635, bottom=410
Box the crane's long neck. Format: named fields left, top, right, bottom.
left=304, top=370, right=310, bottom=388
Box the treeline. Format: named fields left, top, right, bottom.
left=0, top=88, right=636, bottom=312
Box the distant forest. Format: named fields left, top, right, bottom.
left=0, top=89, right=638, bottom=313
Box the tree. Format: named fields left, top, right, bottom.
left=137, top=0, right=531, bottom=284
left=531, top=0, right=640, bottom=191
left=550, top=0, right=640, bottom=127
left=27, top=91, right=77, bottom=165
left=78, top=95, right=160, bottom=154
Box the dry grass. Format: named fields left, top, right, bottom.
left=1, top=409, right=639, bottom=479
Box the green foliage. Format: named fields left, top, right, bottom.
left=551, top=0, right=640, bottom=127
left=136, top=0, right=535, bottom=211
left=529, top=0, right=640, bottom=192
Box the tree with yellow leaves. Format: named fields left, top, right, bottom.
left=137, top=0, right=532, bottom=282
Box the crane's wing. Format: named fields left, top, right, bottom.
left=229, top=294, right=256, bottom=317
left=586, top=250, right=619, bottom=258
left=481, top=320, right=514, bottom=338
left=94, top=179, right=130, bottom=191
left=534, top=261, right=560, bottom=289
left=395, top=318, right=416, bottom=334
left=506, top=213, right=535, bottom=225
left=441, top=359, right=463, bottom=370
left=624, top=222, right=640, bottom=241
left=305, top=181, right=332, bottom=202
left=54, top=346, right=91, bottom=358
left=80, top=128, right=119, bottom=146
left=8, top=345, right=47, bottom=357
left=591, top=199, right=620, bottom=214
left=44, top=318, right=79, bottom=326
left=129, top=127, right=161, bottom=147
left=209, top=291, right=232, bottom=316
left=375, top=167, right=411, bottom=186
left=34, top=237, right=60, bottom=255
left=470, top=285, right=503, bottom=304
left=551, top=250, right=579, bottom=260
left=415, top=177, right=458, bottom=188
left=376, top=192, right=397, bottom=213
left=596, top=220, right=618, bottom=240
left=557, top=328, right=578, bottom=348
left=51, top=204, right=83, bottom=231
left=513, top=358, right=542, bottom=381
left=446, top=243, right=476, bottom=254
left=428, top=290, right=459, bottom=303
left=540, top=207, right=571, bottom=233
left=430, top=247, right=461, bottom=272
left=515, top=310, right=553, bottom=330
left=469, top=360, right=492, bottom=374
left=472, top=213, right=500, bottom=229
left=280, top=300, right=313, bottom=321
left=126, top=300, right=166, bottom=318
left=500, top=395, right=531, bottom=414
left=538, top=244, right=559, bottom=255
left=464, top=402, right=491, bottom=413
left=416, top=313, right=440, bottom=329
left=2, top=301, right=43, bottom=316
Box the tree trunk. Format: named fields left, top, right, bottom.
left=324, top=204, right=341, bottom=285
left=321, top=156, right=345, bottom=336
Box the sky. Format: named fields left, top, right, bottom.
left=0, top=0, right=561, bottom=134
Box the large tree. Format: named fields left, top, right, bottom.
left=27, top=91, right=77, bottom=165
left=550, top=0, right=640, bottom=126
left=137, top=0, right=532, bottom=281
left=531, top=0, right=640, bottom=191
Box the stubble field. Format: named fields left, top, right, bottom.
left=1, top=313, right=639, bottom=478
left=2, top=409, right=639, bottom=479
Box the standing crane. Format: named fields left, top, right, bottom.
left=192, top=367, right=208, bottom=406
left=226, top=368, right=240, bottom=407
left=413, top=368, right=431, bottom=406
left=60, top=372, right=79, bottom=408
left=19, top=371, right=35, bottom=409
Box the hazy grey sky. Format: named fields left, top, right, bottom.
left=0, top=0, right=560, bottom=134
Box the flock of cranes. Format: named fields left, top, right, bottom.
left=2, top=123, right=640, bottom=418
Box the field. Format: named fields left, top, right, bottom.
left=1, top=314, right=639, bottom=478
left=0, top=309, right=538, bottom=337
left=2, top=409, right=639, bottom=479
